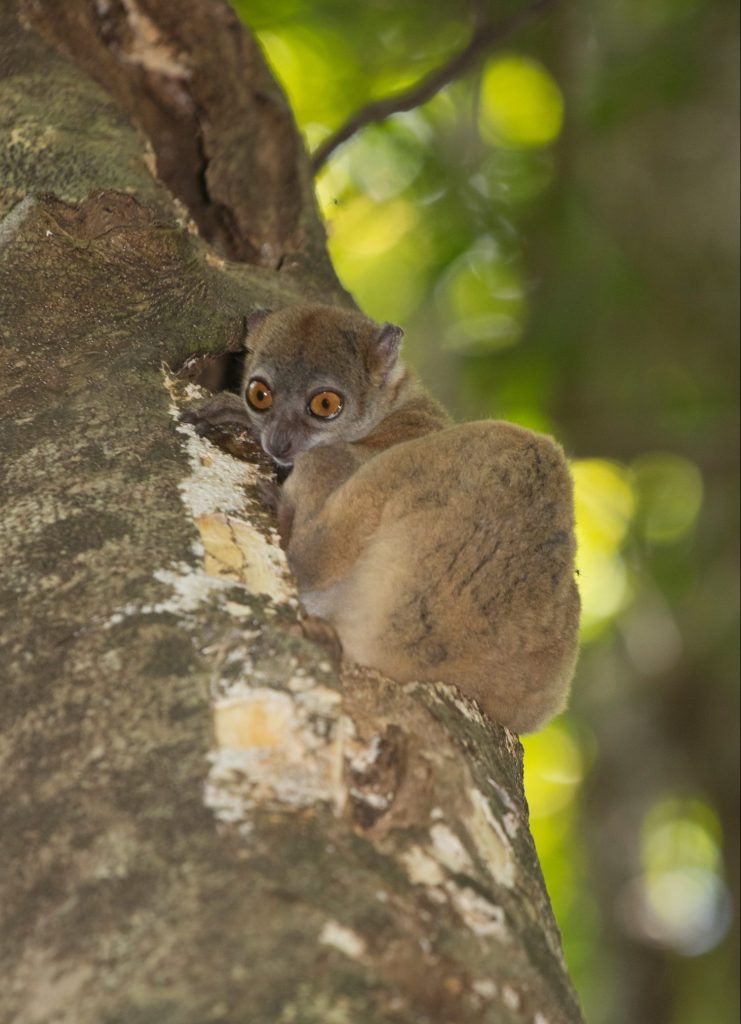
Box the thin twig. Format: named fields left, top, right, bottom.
left=311, top=0, right=560, bottom=173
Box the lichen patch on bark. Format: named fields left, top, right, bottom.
left=165, top=372, right=295, bottom=604
left=178, top=442, right=259, bottom=517
left=399, top=844, right=446, bottom=887
left=429, top=822, right=476, bottom=874
left=206, top=684, right=348, bottom=831
left=166, top=371, right=353, bottom=835
left=319, top=920, right=368, bottom=961
left=397, top=826, right=511, bottom=942
left=447, top=885, right=509, bottom=941
left=196, top=512, right=291, bottom=602
left=116, top=0, right=194, bottom=79
left=465, top=785, right=517, bottom=889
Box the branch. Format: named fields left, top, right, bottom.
left=311, top=0, right=560, bottom=173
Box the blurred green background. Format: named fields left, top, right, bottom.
left=233, top=1, right=739, bottom=1020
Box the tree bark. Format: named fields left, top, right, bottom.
left=0, top=2, right=585, bottom=1022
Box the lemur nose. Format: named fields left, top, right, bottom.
left=267, top=434, right=293, bottom=462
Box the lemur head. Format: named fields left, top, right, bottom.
left=241, top=304, right=404, bottom=466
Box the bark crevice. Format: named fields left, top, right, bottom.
left=20, top=0, right=342, bottom=283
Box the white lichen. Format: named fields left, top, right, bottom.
left=350, top=789, right=390, bottom=811
left=118, top=0, right=193, bottom=79
left=398, top=827, right=510, bottom=944
left=446, top=884, right=508, bottom=940
left=319, top=921, right=367, bottom=961
left=400, top=845, right=446, bottom=888
left=425, top=681, right=488, bottom=726
left=429, top=824, right=474, bottom=875
left=487, top=778, right=521, bottom=838
left=167, top=397, right=294, bottom=604
left=465, top=786, right=516, bottom=889
left=205, top=684, right=347, bottom=828
left=472, top=978, right=498, bottom=1000
left=159, top=374, right=354, bottom=835
left=502, top=984, right=521, bottom=1010
left=106, top=562, right=238, bottom=627
left=175, top=420, right=259, bottom=518
left=152, top=564, right=236, bottom=613
left=349, top=733, right=384, bottom=774
left=502, top=811, right=520, bottom=839
left=196, top=511, right=293, bottom=603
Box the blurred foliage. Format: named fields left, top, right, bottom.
left=479, top=55, right=564, bottom=147
left=234, top=1, right=739, bottom=1021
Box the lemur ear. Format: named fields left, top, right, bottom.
left=374, top=322, right=404, bottom=378
left=245, top=309, right=272, bottom=334
left=241, top=309, right=272, bottom=353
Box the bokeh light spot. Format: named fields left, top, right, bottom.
left=479, top=55, right=564, bottom=148
left=616, top=798, right=733, bottom=955
left=632, top=452, right=703, bottom=544
left=437, top=239, right=526, bottom=353
left=571, top=460, right=636, bottom=635
left=328, top=195, right=417, bottom=257
left=522, top=720, right=584, bottom=819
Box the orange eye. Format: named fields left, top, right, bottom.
left=246, top=379, right=273, bottom=411
left=309, top=390, right=343, bottom=419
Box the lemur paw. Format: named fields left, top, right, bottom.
left=256, top=477, right=282, bottom=513
left=180, top=391, right=252, bottom=434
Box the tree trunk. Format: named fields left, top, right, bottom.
left=0, top=2, right=585, bottom=1021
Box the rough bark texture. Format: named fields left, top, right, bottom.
left=0, top=2, right=585, bottom=1022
